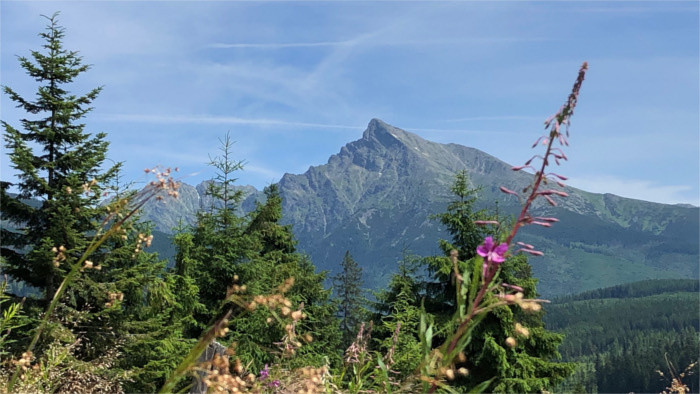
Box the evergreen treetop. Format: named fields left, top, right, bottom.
left=332, top=250, right=364, bottom=345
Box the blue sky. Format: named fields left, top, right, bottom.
left=1, top=1, right=698, bottom=205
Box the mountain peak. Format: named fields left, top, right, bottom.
left=363, top=118, right=398, bottom=140
left=361, top=118, right=421, bottom=149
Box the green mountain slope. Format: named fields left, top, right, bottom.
left=543, top=279, right=699, bottom=393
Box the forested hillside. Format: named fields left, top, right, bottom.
left=544, top=279, right=699, bottom=393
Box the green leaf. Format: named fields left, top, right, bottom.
left=467, top=378, right=494, bottom=393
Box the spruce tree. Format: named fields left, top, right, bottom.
left=432, top=171, right=573, bottom=392
left=332, top=250, right=364, bottom=345
left=1, top=17, right=194, bottom=392
left=184, top=133, right=252, bottom=325
left=1, top=12, right=116, bottom=303
left=233, top=184, right=342, bottom=369
left=375, top=171, right=573, bottom=391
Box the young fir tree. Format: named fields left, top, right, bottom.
left=0, top=12, right=116, bottom=304
left=332, top=250, right=364, bottom=345
left=181, top=133, right=252, bottom=327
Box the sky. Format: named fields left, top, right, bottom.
left=1, top=1, right=698, bottom=206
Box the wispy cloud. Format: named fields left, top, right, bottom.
left=405, top=127, right=519, bottom=135
left=567, top=175, right=699, bottom=206
left=98, top=113, right=360, bottom=130
left=443, top=115, right=546, bottom=123
left=208, top=37, right=550, bottom=50
left=570, top=5, right=698, bottom=14
left=244, top=164, right=283, bottom=180
left=208, top=40, right=355, bottom=49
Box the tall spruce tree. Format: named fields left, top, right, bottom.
left=183, top=133, right=252, bottom=326
left=1, top=16, right=195, bottom=392
left=1, top=12, right=117, bottom=303
left=332, top=250, right=364, bottom=345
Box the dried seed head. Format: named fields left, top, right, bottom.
left=505, top=336, right=517, bottom=348
left=515, top=322, right=530, bottom=338
left=457, top=351, right=466, bottom=363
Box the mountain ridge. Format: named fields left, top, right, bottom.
left=140, top=119, right=698, bottom=296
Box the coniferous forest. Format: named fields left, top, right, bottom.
left=1, top=13, right=697, bottom=394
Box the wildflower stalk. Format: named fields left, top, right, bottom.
left=7, top=170, right=180, bottom=392
left=158, top=309, right=233, bottom=394
left=426, top=62, right=588, bottom=393
left=505, top=61, right=588, bottom=246
left=159, top=276, right=302, bottom=393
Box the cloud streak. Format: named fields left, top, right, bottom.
left=208, top=37, right=552, bottom=51
left=443, top=115, right=546, bottom=123
left=208, top=41, right=355, bottom=49
left=98, top=113, right=361, bottom=130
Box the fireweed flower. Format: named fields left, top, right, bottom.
left=477, top=236, right=508, bottom=279
left=476, top=236, right=508, bottom=263
left=259, top=364, right=270, bottom=380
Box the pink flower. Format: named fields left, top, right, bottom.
left=476, top=237, right=508, bottom=264
left=260, top=364, right=270, bottom=380
left=477, top=237, right=508, bottom=280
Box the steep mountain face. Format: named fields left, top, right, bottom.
left=276, top=119, right=698, bottom=295
left=138, top=119, right=698, bottom=297
left=277, top=119, right=516, bottom=288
